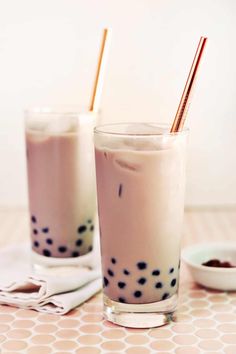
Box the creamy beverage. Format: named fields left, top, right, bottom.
left=26, top=109, right=96, bottom=258
left=94, top=124, right=187, bottom=305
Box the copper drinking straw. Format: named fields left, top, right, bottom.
left=170, top=36, right=207, bottom=133
left=89, top=28, right=111, bottom=112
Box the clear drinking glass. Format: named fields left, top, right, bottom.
left=94, top=123, right=188, bottom=328
left=25, top=107, right=97, bottom=269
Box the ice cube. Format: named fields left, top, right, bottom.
left=114, top=158, right=140, bottom=172
left=45, top=116, right=76, bottom=134
left=26, top=118, right=47, bottom=132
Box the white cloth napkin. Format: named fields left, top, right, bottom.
left=0, top=243, right=102, bottom=315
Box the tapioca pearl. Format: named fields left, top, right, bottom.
left=152, top=269, right=160, bottom=276
left=111, top=258, right=116, bottom=264
left=90, top=225, right=94, bottom=232
left=33, top=229, right=38, bottom=235
left=34, top=241, right=39, bottom=248
left=42, top=227, right=49, bottom=233
left=134, top=291, right=142, bottom=298
left=43, top=249, right=51, bottom=257
left=155, top=282, right=163, bottom=289
left=76, top=239, right=83, bottom=247
left=118, top=297, right=126, bottom=303
left=137, top=277, right=146, bottom=285
left=87, top=219, right=92, bottom=224
left=107, top=269, right=114, bottom=277
left=169, top=268, right=174, bottom=274
left=124, top=269, right=130, bottom=275
left=103, top=277, right=109, bottom=287
left=88, top=245, right=93, bottom=252
left=162, top=293, right=170, bottom=300
left=137, top=262, right=147, bottom=270
left=78, top=225, right=87, bottom=234
left=58, top=246, right=67, bottom=253
left=72, top=251, right=80, bottom=257
left=118, top=183, right=123, bottom=197
left=46, top=238, right=53, bottom=245
left=118, top=282, right=126, bottom=289
left=31, top=215, right=37, bottom=223
left=178, top=260, right=181, bottom=269
left=171, top=279, right=177, bottom=287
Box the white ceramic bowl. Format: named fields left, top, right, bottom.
left=182, top=242, right=236, bottom=291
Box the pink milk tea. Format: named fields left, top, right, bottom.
left=25, top=110, right=96, bottom=258
left=95, top=124, right=187, bottom=304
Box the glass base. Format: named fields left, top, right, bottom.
left=30, top=249, right=99, bottom=275
left=103, top=293, right=177, bottom=328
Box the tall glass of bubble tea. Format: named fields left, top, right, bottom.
left=25, top=107, right=97, bottom=270
left=94, top=123, right=188, bottom=328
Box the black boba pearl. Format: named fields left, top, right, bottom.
left=118, top=183, right=123, bottom=197
left=124, top=269, right=130, bottom=275
left=171, top=278, right=177, bottom=287
left=43, top=249, right=51, bottom=257
left=137, top=277, right=146, bottom=285
left=31, top=215, right=37, bottom=223
left=137, top=262, right=147, bottom=270
left=152, top=269, right=160, bottom=276
left=155, top=282, right=163, bottom=289
left=46, top=238, right=53, bottom=245
left=34, top=241, right=39, bottom=247
left=87, top=219, right=92, bottom=224
left=58, top=246, right=67, bottom=253
left=76, top=239, right=83, bottom=247
left=108, top=269, right=114, bottom=277
left=118, top=297, right=126, bottom=303
left=42, top=227, right=49, bottom=233
left=72, top=251, right=80, bottom=257
left=88, top=245, right=93, bottom=252
left=90, top=225, right=94, bottom=232
left=134, top=290, right=142, bottom=298
left=162, top=293, right=170, bottom=300
left=33, top=229, right=38, bottom=235
left=78, top=225, right=87, bottom=234
left=103, top=277, right=109, bottom=287
left=111, top=258, right=116, bottom=264
left=178, top=260, right=181, bottom=269
left=118, top=282, right=126, bottom=289
left=169, top=267, right=174, bottom=274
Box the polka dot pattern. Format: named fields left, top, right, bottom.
left=0, top=282, right=235, bottom=352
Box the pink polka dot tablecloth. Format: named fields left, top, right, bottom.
left=0, top=209, right=236, bottom=353
left=0, top=282, right=236, bottom=354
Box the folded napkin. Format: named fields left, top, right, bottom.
left=0, top=242, right=102, bottom=315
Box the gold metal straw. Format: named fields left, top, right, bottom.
left=89, top=28, right=112, bottom=112
left=170, top=36, right=207, bottom=133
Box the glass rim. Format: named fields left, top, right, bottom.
left=94, top=122, right=189, bottom=137
left=24, top=105, right=97, bottom=116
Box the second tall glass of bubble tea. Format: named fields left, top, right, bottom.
left=25, top=107, right=97, bottom=269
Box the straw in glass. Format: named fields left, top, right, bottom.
left=89, top=28, right=112, bottom=113
left=170, top=36, right=207, bottom=133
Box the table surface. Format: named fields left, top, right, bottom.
left=0, top=208, right=236, bottom=354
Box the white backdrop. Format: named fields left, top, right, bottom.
left=0, top=0, right=236, bottom=207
